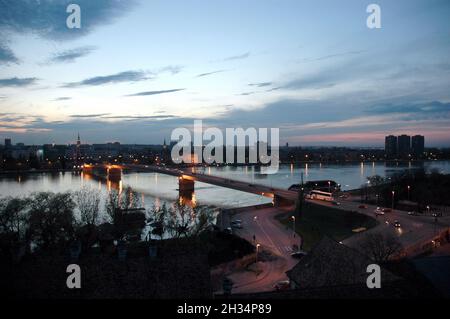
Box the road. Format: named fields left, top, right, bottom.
left=226, top=206, right=299, bottom=293
left=311, top=196, right=450, bottom=254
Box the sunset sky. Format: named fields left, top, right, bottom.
left=0, top=0, right=449, bottom=146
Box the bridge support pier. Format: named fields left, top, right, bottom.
left=179, top=177, right=195, bottom=199
left=107, top=167, right=122, bottom=182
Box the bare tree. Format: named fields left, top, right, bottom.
left=149, top=202, right=214, bottom=239
left=105, top=186, right=141, bottom=222
left=73, top=186, right=101, bottom=226
left=0, top=196, right=29, bottom=237
left=359, top=232, right=403, bottom=263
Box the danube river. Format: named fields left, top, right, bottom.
left=1, top=161, right=449, bottom=210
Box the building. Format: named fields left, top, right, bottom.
left=397, top=134, right=411, bottom=158
left=286, top=237, right=400, bottom=290
left=4, top=138, right=12, bottom=149
left=385, top=135, right=397, bottom=158
left=411, top=135, right=425, bottom=157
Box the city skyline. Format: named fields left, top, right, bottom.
left=1, top=0, right=450, bottom=147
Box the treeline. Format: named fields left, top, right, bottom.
left=362, top=169, right=450, bottom=210
left=0, top=187, right=214, bottom=259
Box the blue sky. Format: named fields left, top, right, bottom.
left=0, top=0, right=449, bottom=146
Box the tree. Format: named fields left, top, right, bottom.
left=105, top=186, right=141, bottom=223
left=149, top=202, right=214, bottom=240
left=0, top=197, right=29, bottom=237
left=73, top=186, right=101, bottom=226
left=359, top=232, right=402, bottom=263
left=27, top=192, right=76, bottom=251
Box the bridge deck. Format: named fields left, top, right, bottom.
left=123, top=164, right=298, bottom=201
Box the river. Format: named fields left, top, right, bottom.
left=1, top=161, right=449, bottom=210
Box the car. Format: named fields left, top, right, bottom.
left=382, top=208, right=392, bottom=213
left=432, top=212, right=443, bottom=217
left=359, top=205, right=368, bottom=209
left=223, top=227, right=233, bottom=234
left=290, top=251, right=307, bottom=259
left=408, top=211, right=417, bottom=216
left=231, top=221, right=242, bottom=229
left=394, top=220, right=401, bottom=228
left=374, top=208, right=385, bottom=215
left=273, top=280, right=290, bottom=291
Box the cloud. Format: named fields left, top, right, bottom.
left=158, top=65, right=184, bottom=75
left=62, top=70, right=150, bottom=87
left=367, top=101, right=450, bottom=116
left=0, top=0, right=137, bottom=41
left=298, top=50, right=366, bottom=63
left=101, top=115, right=178, bottom=120
left=0, top=77, right=38, bottom=87
left=0, top=41, right=19, bottom=64
left=53, top=97, right=72, bottom=101
left=223, top=52, right=250, bottom=61
left=248, top=82, right=272, bottom=87
left=126, top=89, right=185, bottom=97
left=195, top=70, right=227, bottom=78
left=48, top=46, right=96, bottom=63
left=70, top=113, right=110, bottom=118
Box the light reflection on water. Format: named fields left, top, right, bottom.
left=0, top=161, right=449, bottom=209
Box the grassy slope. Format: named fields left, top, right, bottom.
left=276, top=202, right=378, bottom=251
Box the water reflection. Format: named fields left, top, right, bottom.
left=1, top=161, right=449, bottom=210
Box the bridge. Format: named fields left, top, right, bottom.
left=82, top=164, right=297, bottom=206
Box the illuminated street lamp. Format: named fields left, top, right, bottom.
left=407, top=185, right=411, bottom=201
left=256, top=243, right=261, bottom=263
left=391, top=190, right=395, bottom=210
left=427, top=205, right=430, bottom=215
left=291, top=216, right=296, bottom=238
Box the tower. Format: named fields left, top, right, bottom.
left=75, top=132, right=81, bottom=164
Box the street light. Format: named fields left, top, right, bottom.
left=407, top=185, right=411, bottom=201
left=256, top=243, right=261, bottom=263
left=291, top=216, right=296, bottom=238
left=392, top=190, right=395, bottom=210
left=427, top=205, right=430, bottom=215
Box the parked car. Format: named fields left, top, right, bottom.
left=231, top=220, right=243, bottom=229
left=408, top=211, right=417, bottom=216
left=359, top=204, right=368, bottom=209
left=374, top=207, right=385, bottom=215
left=432, top=212, right=443, bottom=217
left=394, top=220, right=401, bottom=228
left=273, top=280, right=291, bottom=291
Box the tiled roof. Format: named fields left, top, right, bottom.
left=286, top=236, right=399, bottom=288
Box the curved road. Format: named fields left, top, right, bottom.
left=227, top=206, right=299, bottom=293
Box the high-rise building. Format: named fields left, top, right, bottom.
left=411, top=135, right=425, bottom=157
left=397, top=134, right=411, bottom=158
left=385, top=135, right=397, bottom=158
left=4, top=138, right=12, bottom=149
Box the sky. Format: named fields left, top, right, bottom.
left=0, top=0, right=449, bottom=147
